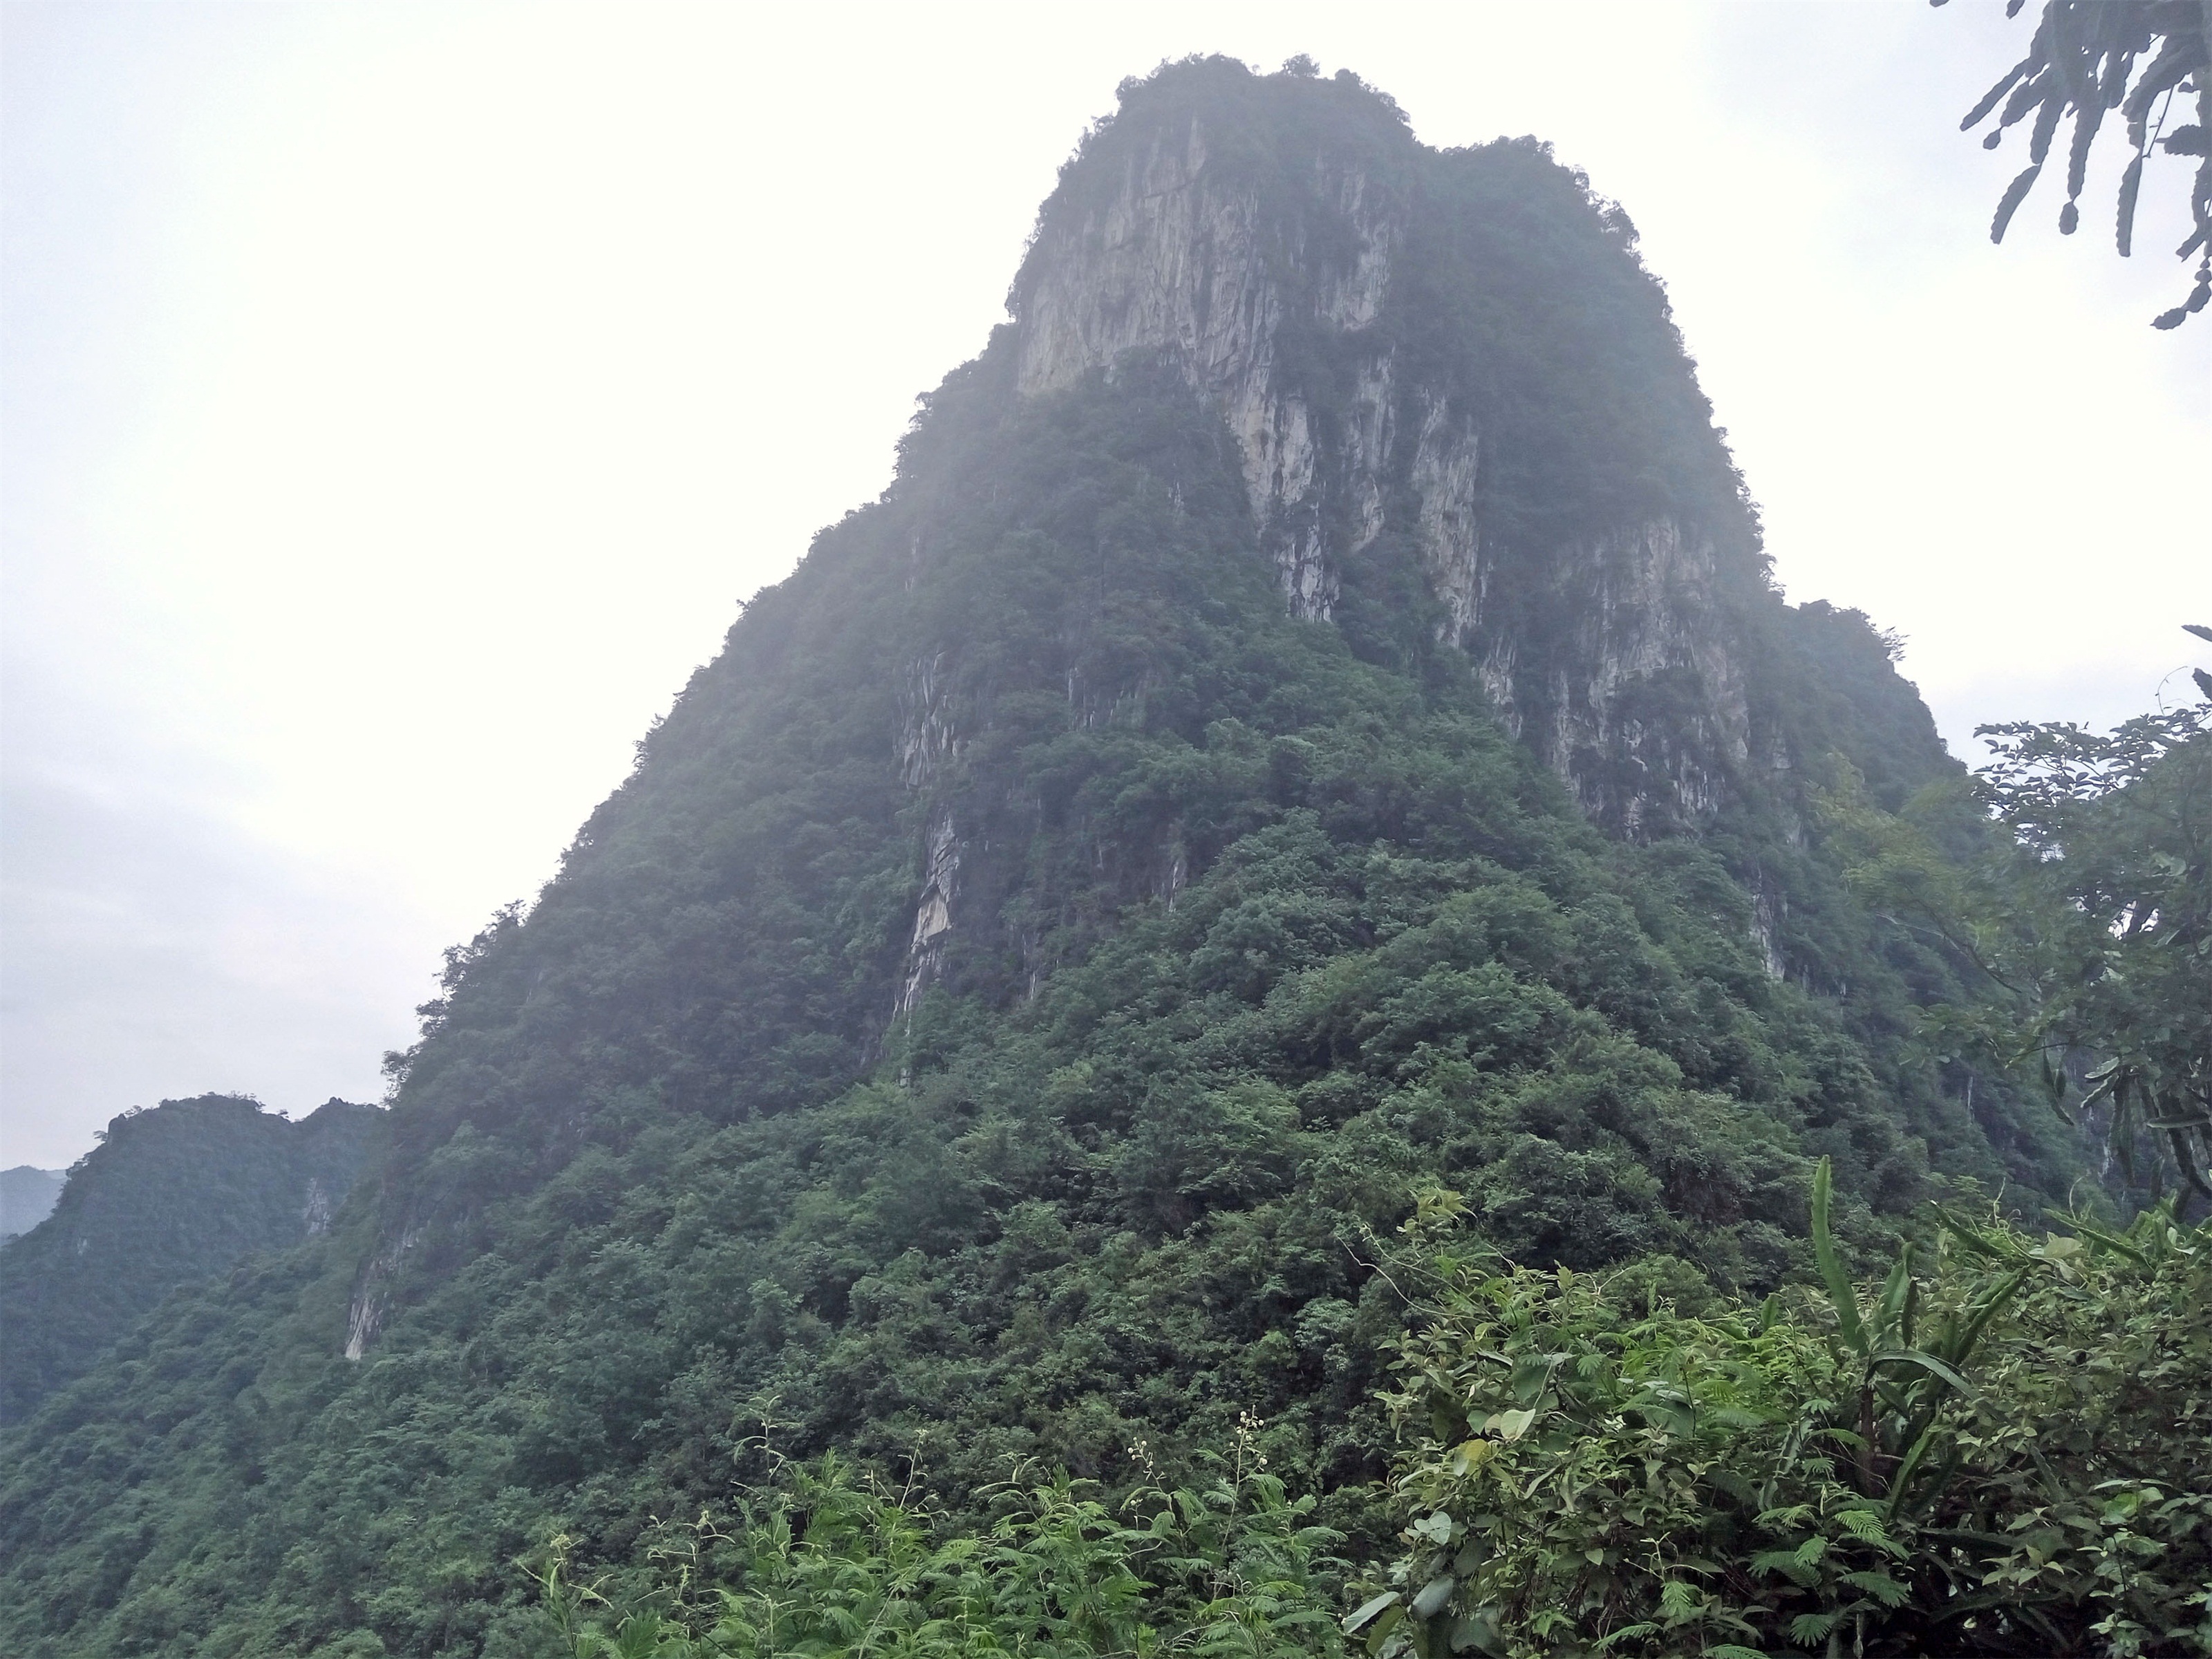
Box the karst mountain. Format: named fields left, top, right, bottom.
left=0, top=58, right=2078, bottom=1658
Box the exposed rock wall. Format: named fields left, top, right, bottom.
left=344, top=1219, right=420, bottom=1362
left=899, top=805, right=961, bottom=1017
left=1008, top=92, right=1756, bottom=836
left=889, top=63, right=1924, bottom=1011
left=893, top=653, right=964, bottom=1015
left=1014, top=115, right=1398, bottom=622
left=1475, top=519, right=1752, bottom=836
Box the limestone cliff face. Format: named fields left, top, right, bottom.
left=1014, top=114, right=1398, bottom=621
left=1006, top=73, right=1756, bottom=838
left=1473, top=520, right=1752, bottom=837
left=896, top=653, right=963, bottom=1016
left=879, top=60, right=1951, bottom=1015
left=885, top=68, right=1771, bottom=1013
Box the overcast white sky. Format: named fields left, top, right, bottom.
left=3, top=1, right=2206, bottom=1168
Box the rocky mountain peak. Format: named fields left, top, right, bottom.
left=1013, top=65, right=1407, bottom=623
left=1009, top=59, right=1761, bottom=834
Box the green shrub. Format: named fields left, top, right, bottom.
left=1367, top=1172, right=2211, bottom=1658
left=534, top=1436, right=1345, bottom=1658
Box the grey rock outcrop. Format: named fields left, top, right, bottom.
left=1015, top=115, right=1398, bottom=622
left=1008, top=78, right=1754, bottom=836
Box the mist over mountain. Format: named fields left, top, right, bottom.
left=0, top=1094, right=382, bottom=1423
left=0, top=59, right=2101, bottom=1658
left=0, top=1166, right=65, bottom=1241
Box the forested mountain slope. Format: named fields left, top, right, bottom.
left=0, top=1095, right=382, bottom=1423
left=0, top=59, right=2078, bottom=1659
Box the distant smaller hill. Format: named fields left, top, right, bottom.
left=0, top=1094, right=384, bottom=1423
left=0, top=1167, right=66, bottom=1241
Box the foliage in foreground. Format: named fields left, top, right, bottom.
left=1934, top=0, right=2212, bottom=329
left=541, top=1165, right=2209, bottom=1659
left=535, top=1442, right=1344, bottom=1658
left=1371, top=1169, right=2211, bottom=1658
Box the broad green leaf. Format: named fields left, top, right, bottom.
left=1412, top=1510, right=1454, bottom=1544
left=1867, top=1349, right=1975, bottom=1396
left=1810, top=1159, right=1868, bottom=1356
left=1447, top=1607, right=1504, bottom=1656
left=1874, top=1246, right=1913, bottom=1342
left=1344, top=1591, right=1401, bottom=1634
left=1449, top=1438, right=1494, bottom=1475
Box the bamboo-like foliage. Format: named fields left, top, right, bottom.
left=1366, top=1170, right=2211, bottom=1658
left=538, top=1170, right=2211, bottom=1658
left=1971, top=694, right=2211, bottom=1205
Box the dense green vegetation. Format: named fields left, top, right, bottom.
left=0, top=1094, right=382, bottom=1423
left=0, top=58, right=2153, bottom=1659
left=1824, top=686, right=2211, bottom=1207
left=534, top=1450, right=1345, bottom=1656
left=530, top=1173, right=2209, bottom=1658
left=518, top=692, right=2211, bottom=1659
left=1378, top=1170, right=2209, bottom=1657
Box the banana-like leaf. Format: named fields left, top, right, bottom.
left=1874, top=1246, right=1914, bottom=1344
left=1867, top=1349, right=1976, bottom=1396
left=1344, top=1589, right=1400, bottom=1634
left=1886, top=1418, right=1947, bottom=1521
left=1933, top=1206, right=2018, bottom=1262
left=1810, top=1159, right=1867, bottom=1356
left=1961, top=1277, right=2030, bottom=1363
left=2045, top=1215, right=2150, bottom=1264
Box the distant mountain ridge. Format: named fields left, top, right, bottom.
left=0, top=1166, right=65, bottom=1241
left=0, top=1094, right=383, bottom=1423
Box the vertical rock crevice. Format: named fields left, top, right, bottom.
left=894, top=653, right=965, bottom=1018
